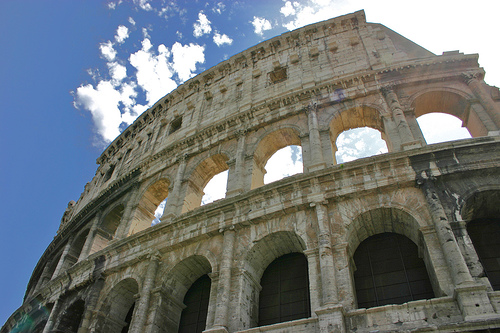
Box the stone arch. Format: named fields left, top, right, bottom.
left=68, top=228, right=90, bottom=263
left=461, top=189, right=500, bottom=290
left=238, top=231, right=308, bottom=328
left=93, top=278, right=139, bottom=333
left=328, top=105, right=388, bottom=164
left=92, top=204, right=124, bottom=252
left=181, top=153, right=230, bottom=213
left=158, top=255, right=213, bottom=332
left=250, top=127, right=303, bottom=189
left=54, top=299, right=85, bottom=332
left=411, top=89, right=485, bottom=137
left=129, top=177, right=171, bottom=234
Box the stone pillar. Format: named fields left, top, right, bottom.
left=303, top=249, right=321, bottom=313
left=42, top=298, right=62, bottom=333
left=162, top=154, right=188, bottom=221
left=208, top=228, right=236, bottom=332
left=405, top=107, right=426, bottom=144
left=77, top=277, right=105, bottom=333
left=306, top=103, right=326, bottom=171
left=450, top=221, right=487, bottom=281
left=130, top=252, right=161, bottom=332
left=319, top=129, right=335, bottom=167
left=114, top=185, right=141, bottom=239
left=226, top=131, right=247, bottom=197
left=332, top=243, right=355, bottom=311
left=311, top=202, right=338, bottom=306
left=382, top=87, right=420, bottom=150
left=417, top=175, right=497, bottom=320
left=78, top=213, right=101, bottom=261
left=463, top=73, right=500, bottom=129
left=52, top=235, right=74, bottom=279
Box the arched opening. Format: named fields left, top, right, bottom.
left=69, top=229, right=90, bottom=263
left=264, top=145, right=303, bottom=184
left=251, top=128, right=302, bottom=189
left=353, top=233, right=434, bottom=308
left=335, top=127, right=388, bottom=164
left=55, top=299, right=85, bottom=332
left=463, top=190, right=500, bottom=290
left=413, top=90, right=486, bottom=138
left=96, top=278, right=139, bottom=333
left=91, top=204, right=124, bottom=253
left=130, top=178, right=170, bottom=232
left=417, top=113, right=471, bottom=144
left=258, top=252, right=310, bottom=326
left=242, top=231, right=307, bottom=328
left=201, top=170, right=228, bottom=205
left=329, top=106, right=387, bottom=164
left=182, top=154, right=229, bottom=213
left=178, top=274, right=212, bottom=333
left=157, top=256, right=213, bottom=332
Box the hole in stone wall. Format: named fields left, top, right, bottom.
left=417, top=112, right=471, bottom=144
left=264, top=145, right=303, bottom=184
left=201, top=170, right=228, bottom=205
left=169, top=116, right=182, bottom=134
left=335, top=127, right=387, bottom=164
left=151, top=197, right=168, bottom=226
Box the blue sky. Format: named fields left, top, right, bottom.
left=1, top=0, right=498, bottom=326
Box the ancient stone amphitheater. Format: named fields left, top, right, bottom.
left=3, top=10, right=500, bottom=333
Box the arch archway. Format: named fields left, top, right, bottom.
left=129, top=178, right=170, bottom=232
left=91, top=204, right=124, bottom=253
left=181, top=154, right=229, bottom=213
left=55, top=299, right=85, bottom=332
left=251, top=128, right=302, bottom=189
left=328, top=106, right=388, bottom=164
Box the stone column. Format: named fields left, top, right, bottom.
left=52, top=235, right=74, bottom=279
left=311, top=202, right=338, bottom=306
left=450, top=221, right=487, bottom=281
left=208, top=228, right=236, bottom=332
left=162, top=154, right=188, bottom=221
left=332, top=243, right=355, bottom=311
left=382, top=87, right=420, bottom=150
left=42, top=298, right=62, bottom=333
left=77, top=276, right=105, bottom=333
left=463, top=73, right=500, bottom=129
left=78, top=213, right=101, bottom=261
left=306, top=103, right=326, bottom=171
left=130, top=252, right=161, bottom=332
left=417, top=175, right=496, bottom=320
left=226, top=131, right=247, bottom=197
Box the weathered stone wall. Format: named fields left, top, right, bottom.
left=3, top=10, right=500, bottom=333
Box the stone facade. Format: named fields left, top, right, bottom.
left=3, top=10, right=500, bottom=333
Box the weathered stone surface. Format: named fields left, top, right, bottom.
left=3, top=10, right=500, bottom=333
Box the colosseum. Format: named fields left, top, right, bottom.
left=3, top=10, right=500, bottom=333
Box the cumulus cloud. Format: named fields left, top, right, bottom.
left=128, top=17, right=136, bottom=25
left=75, top=37, right=205, bottom=145
left=264, top=146, right=303, bottom=183
left=171, top=42, right=205, bottom=81
left=212, top=2, right=226, bottom=14
left=115, top=25, right=129, bottom=43
left=100, top=41, right=117, bottom=61
left=193, top=12, right=212, bottom=37
left=279, top=0, right=340, bottom=30
left=251, top=16, right=272, bottom=35
left=213, top=32, right=233, bottom=46
left=133, top=0, right=152, bottom=11
left=74, top=81, right=137, bottom=143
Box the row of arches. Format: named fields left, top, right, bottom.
left=45, top=192, right=500, bottom=332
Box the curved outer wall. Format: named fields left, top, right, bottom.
left=3, top=10, right=500, bottom=333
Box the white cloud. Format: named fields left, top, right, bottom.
left=417, top=113, right=471, bottom=144
left=100, top=41, right=116, bottom=61
left=213, top=32, right=233, bottom=46
left=251, top=16, right=272, bottom=35
left=133, top=0, right=152, bottom=11
left=142, top=27, right=150, bottom=39
left=280, top=1, right=296, bottom=17
left=171, top=42, right=205, bottom=82
left=212, top=2, right=226, bottom=14
left=115, top=25, right=129, bottom=44
left=128, top=17, right=136, bottom=25
left=129, top=38, right=178, bottom=106
left=107, top=61, right=127, bottom=83
left=74, top=81, right=136, bottom=143
left=335, top=127, right=388, bottom=163
left=193, top=12, right=212, bottom=37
